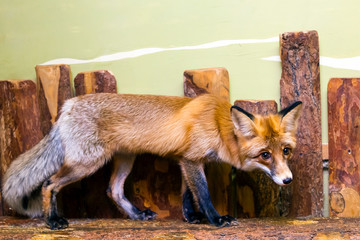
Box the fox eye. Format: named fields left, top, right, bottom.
left=260, top=152, right=271, bottom=160
left=283, top=148, right=291, bottom=155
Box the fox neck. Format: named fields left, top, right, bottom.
left=214, top=112, right=243, bottom=169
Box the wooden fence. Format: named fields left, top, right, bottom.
left=0, top=30, right=357, bottom=219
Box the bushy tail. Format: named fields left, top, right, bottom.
left=2, top=124, right=65, bottom=217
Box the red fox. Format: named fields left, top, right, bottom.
left=2, top=93, right=302, bottom=229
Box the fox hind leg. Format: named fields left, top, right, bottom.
left=42, top=163, right=89, bottom=230
left=107, top=153, right=157, bottom=220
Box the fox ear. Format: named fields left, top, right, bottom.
left=231, top=106, right=256, bottom=137
left=279, top=101, right=302, bottom=133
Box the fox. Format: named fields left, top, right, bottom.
left=2, top=93, right=302, bottom=230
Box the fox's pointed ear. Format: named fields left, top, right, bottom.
left=279, top=101, right=302, bottom=133
left=231, top=106, right=256, bottom=137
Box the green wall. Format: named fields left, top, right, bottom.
left=1, top=0, right=360, bottom=143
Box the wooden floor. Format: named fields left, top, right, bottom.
left=1, top=217, right=360, bottom=239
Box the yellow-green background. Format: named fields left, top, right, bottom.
left=1, top=0, right=360, bottom=144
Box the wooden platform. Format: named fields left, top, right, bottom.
left=0, top=217, right=359, bottom=239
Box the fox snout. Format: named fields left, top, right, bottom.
left=272, top=174, right=293, bottom=186
left=270, top=164, right=293, bottom=186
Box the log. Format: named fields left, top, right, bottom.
left=0, top=80, right=43, bottom=216
left=59, top=70, right=121, bottom=218
left=279, top=30, right=323, bottom=217
left=233, top=100, right=279, bottom=217
left=184, top=67, right=232, bottom=216
left=129, top=64, right=185, bottom=219
left=35, top=64, right=72, bottom=136
left=74, top=70, right=117, bottom=95
left=183, top=67, right=230, bottom=102
left=328, top=78, right=360, bottom=217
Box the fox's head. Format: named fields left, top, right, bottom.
left=231, top=101, right=302, bottom=186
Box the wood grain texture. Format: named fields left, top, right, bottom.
left=35, top=64, right=72, bottom=136
left=59, top=70, right=121, bottom=218
left=328, top=78, right=360, bottom=217
left=233, top=100, right=280, bottom=217
left=0, top=80, right=43, bottom=216
left=184, top=67, right=232, bottom=216
left=127, top=154, right=183, bottom=219
left=184, top=67, right=230, bottom=102
left=74, top=70, right=117, bottom=96
left=279, top=30, right=323, bottom=217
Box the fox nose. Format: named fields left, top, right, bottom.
left=283, top=178, right=292, bottom=185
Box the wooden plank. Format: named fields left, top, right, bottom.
left=322, top=143, right=329, bottom=160
left=2, top=217, right=360, bottom=239
left=233, top=100, right=280, bottom=217
left=184, top=67, right=231, bottom=216
left=279, top=30, right=323, bottom=217
left=328, top=78, right=360, bottom=217
left=59, top=70, right=121, bottom=218
left=35, top=64, right=72, bottom=136
left=0, top=80, right=43, bottom=216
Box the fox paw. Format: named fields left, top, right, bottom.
left=184, top=212, right=204, bottom=224
left=46, top=216, right=69, bottom=230
left=138, top=209, right=157, bottom=220
left=213, top=215, right=238, bottom=227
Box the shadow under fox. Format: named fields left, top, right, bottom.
left=2, top=93, right=302, bottom=229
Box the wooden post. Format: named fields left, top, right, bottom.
left=0, top=80, right=43, bottom=216
left=65, top=70, right=121, bottom=218
left=183, top=67, right=232, bottom=216
left=279, top=30, right=323, bottom=217
left=328, top=78, right=360, bottom=217
left=74, top=70, right=117, bottom=95
left=127, top=66, right=184, bottom=219
left=184, top=67, right=230, bottom=102
left=35, top=64, right=73, bottom=136
left=233, top=100, right=279, bottom=217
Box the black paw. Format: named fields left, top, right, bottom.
left=213, top=215, right=238, bottom=227
left=184, top=212, right=204, bottom=224
left=46, top=216, right=69, bottom=230
left=138, top=209, right=157, bottom=220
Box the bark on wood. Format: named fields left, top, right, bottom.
left=279, top=30, right=323, bottom=217
left=74, top=70, right=117, bottom=96
left=233, top=100, right=280, bottom=217
left=35, top=64, right=72, bottom=136
left=184, top=67, right=232, bottom=216
left=59, top=70, right=121, bottom=218
left=0, top=80, right=43, bottom=216
left=328, top=78, right=360, bottom=217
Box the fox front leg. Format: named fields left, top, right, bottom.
left=180, top=160, right=237, bottom=227
left=182, top=182, right=205, bottom=224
